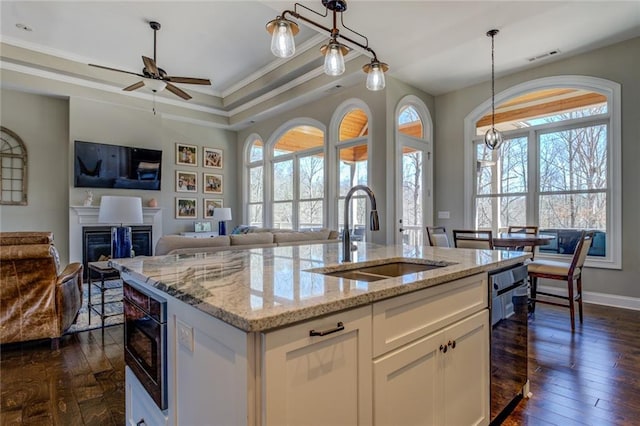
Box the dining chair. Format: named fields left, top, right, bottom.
left=507, top=225, right=539, bottom=257
left=452, top=229, right=494, bottom=249
left=528, top=230, right=594, bottom=331
left=426, top=226, right=450, bottom=247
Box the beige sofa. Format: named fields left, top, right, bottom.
left=155, top=228, right=339, bottom=256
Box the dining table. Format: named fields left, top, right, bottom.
left=492, top=232, right=556, bottom=250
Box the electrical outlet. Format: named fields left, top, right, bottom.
left=177, top=319, right=194, bottom=352
left=438, top=211, right=450, bottom=219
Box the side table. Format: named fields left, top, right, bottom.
left=87, top=261, right=123, bottom=328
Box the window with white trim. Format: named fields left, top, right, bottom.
left=246, top=136, right=264, bottom=227
left=468, top=78, right=621, bottom=268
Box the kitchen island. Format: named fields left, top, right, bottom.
left=111, top=242, right=530, bottom=426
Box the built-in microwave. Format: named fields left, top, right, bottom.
left=123, top=280, right=167, bottom=410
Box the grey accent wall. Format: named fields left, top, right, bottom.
left=69, top=97, right=237, bottom=244
left=0, top=90, right=70, bottom=262
left=433, top=37, right=640, bottom=299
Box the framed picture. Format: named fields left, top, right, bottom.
left=194, top=221, right=212, bottom=232
left=175, top=197, right=197, bottom=219
left=203, top=173, right=223, bottom=194
left=203, top=147, right=223, bottom=169
left=176, top=170, right=197, bottom=192
left=204, top=198, right=223, bottom=218
left=176, top=143, right=198, bottom=166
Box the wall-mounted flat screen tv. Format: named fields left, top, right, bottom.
left=74, top=140, right=162, bottom=191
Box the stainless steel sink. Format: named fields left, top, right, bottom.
left=319, top=260, right=452, bottom=282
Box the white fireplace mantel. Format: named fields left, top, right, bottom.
left=69, top=206, right=162, bottom=262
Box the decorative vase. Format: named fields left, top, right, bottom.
left=148, top=198, right=158, bottom=207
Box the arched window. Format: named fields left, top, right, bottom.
left=335, top=106, right=370, bottom=239
left=464, top=76, right=621, bottom=269
left=395, top=97, right=432, bottom=246
left=245, top=135, right=264, bottom=226
left=1, top=127, right=28, bottom=205
left=270, top=122, right=325, bottom=230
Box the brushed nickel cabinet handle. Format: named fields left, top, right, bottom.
left=310, top=321, right=344, bottom=336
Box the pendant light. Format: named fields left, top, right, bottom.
left=266, top=1, right=389, bottom=91
left=484, top=29, right=503, bottom=150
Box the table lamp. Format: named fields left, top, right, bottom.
left=213, top=207, right=232, bottom=236
left=98, top=196, right=143, bottom=258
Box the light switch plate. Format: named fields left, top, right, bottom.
left=438, top=211, right=450, bottom=219
left=177, top=319, right=194, bottom=352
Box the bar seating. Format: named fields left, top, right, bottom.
left=426, top=226, right=450, bottom=247
left=528, top=230, right=594, bottom=330
left=452, top=229, right=494, bottom=249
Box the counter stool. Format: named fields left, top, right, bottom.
left=528, top=230, right=594, bottom=331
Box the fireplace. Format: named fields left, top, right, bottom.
left=82, top=226, right=152, bottom=278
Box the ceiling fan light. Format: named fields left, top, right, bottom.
left=322, top=41, right=346, bottom=76
left=146, top=79, right=167, bottom=92
left=484, top=127, right=504, bottom=150
left=268, top=17, right=297, bottom=58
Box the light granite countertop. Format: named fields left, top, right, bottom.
left=109, top=242, right=530, bottom=332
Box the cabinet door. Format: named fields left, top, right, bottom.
left=373, top=329, right=442, bottom=425
left=263, top=305, right=372, bottom=426
left=442, top=310, right=489, bottom=426
left=126, top=367, right=168, bottom=426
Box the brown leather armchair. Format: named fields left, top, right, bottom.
left=0, top=232, right=83, bottom=348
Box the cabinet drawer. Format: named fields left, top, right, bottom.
left=372, top=273, right=487, bottom=357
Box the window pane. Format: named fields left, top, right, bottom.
left=339, top=145, right=368, bottom=196
left=273, top=202, right=293, bottom=229
left=339, top=109, right=368, bottom=141
left=249, top=204, right=263, bottom=227
left=249, top=166, right=263, bottom=203
left=476, top=196, right=526, bottom=230
left=274, top=125, right=324, bottom=157
left=539, top=124, right=607, bottom=192
left=476, top=137, right=527, bottom=195
left=299, top=200, right=323, bottom=229
left=299, top=154, right=324, bottom=199
left=249, top=140, right=263, bottom=162
left=273, top=160, right=293, bottom=201
left=337, top=197, right=367, bottom=239
left=398, top=106, right=423, bottom=138
left=539, top=193, right=606, bottom=229
left=402, top=149, right=423, bottom=227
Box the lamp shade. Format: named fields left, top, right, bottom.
left=98, top=196, right=144, bottom=225
left=212, top=207, right=232, bottom=221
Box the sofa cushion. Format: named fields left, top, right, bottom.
left=273, top=230, right=331, bottom=244
left=230, top=233, right=274, bottom=246
left=155, top=235, right=230, bottom=256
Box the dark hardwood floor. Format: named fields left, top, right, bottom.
left=0, top=326, right=124, bottom=425
left=1, top=303, right=638, bottom=425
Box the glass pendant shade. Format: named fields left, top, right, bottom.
left=323, top=41, right=346, bottom=76
left=270, top=19, right=296, bottom=58
left=484, top=127, right=503, bottom=150
left=365, top=63, right=385, bottom=91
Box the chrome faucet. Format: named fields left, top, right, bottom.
left=343, top=185, right=380, bottom=262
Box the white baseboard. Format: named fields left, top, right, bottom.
left=538, top=285, right=640, bottom=311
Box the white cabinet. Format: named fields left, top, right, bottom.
left=262, top=305, right=372, bottom=426
left=372, top=273, right=489, bottom=426
left=126, top=367, right=168, bottom=426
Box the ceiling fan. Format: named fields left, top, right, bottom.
left=89, top=21, right=211, bottom=100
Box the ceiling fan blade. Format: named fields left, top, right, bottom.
left=123, top=81, right=145, bottom=92
left=142, top=56, right=159, bottom=76
left=165, top=83, right=192, bottom=100
left=89, top=63, right=144, bottom=77
left=165, top=76, right=212, bottom=86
